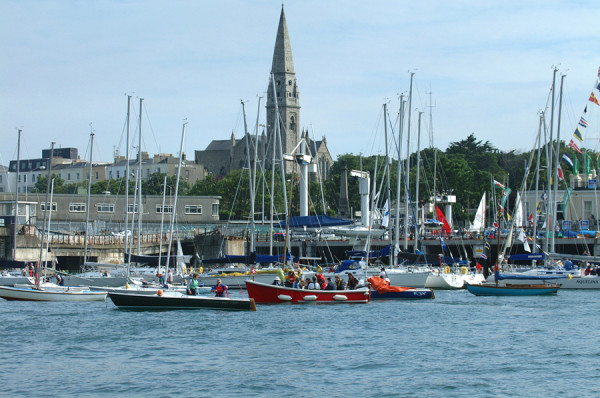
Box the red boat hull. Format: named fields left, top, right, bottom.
left=245, top=280, right=370, bottom=304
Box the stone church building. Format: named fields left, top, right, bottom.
left=195, top=7, right=333, bottom=180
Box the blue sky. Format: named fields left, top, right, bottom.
left=2, top=0, right=600, bottom=166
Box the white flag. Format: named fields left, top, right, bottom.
left=381, top=199, right=390, bottom=228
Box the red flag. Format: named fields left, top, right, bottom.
left=589, top=92, right=600, bottom=106
left=528, top=213, right=533, bottom=221
left=435, top=206, right=452, bottom=235
left=557, top=165, right=564, bottom=180
left=569, top=139, right=583, bottom=154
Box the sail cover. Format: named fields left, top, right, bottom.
left=278, top=215, right=353, bottom=229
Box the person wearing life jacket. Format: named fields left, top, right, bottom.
left=285, top=271, right=296, bottom=288
left=187, top=273, right=200, bottom=295
left=316, top=273, right=326, bottom=287
left=347, top=273, right=358, bottom=290
left=212, top=279, right=228, bottom=297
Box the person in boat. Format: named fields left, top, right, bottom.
left=55, top=274, right=65, bottom=286
left=316, top=273, right=326, bottom=289
left=584, top=265, right=592, bottom=276
left=212, top=279, right=228, bottom=297
left=324, top=277, right=335, bottom=291
left=157, top=273, right=165, bottom=285
left=285, top=271, right=296, bottom=288
left=334, top=275, right=346, bottom=290
left=187, top=273, right=200, bottom=295
left=307, top=276, right=321, bottom=290
left=167, top=270, right=173, bottom=284
left=347, top=273, right=358, bottom=290
left=272, top=276, right=281, bottom=286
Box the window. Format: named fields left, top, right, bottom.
left=67, top=173, right=71, bottom=181
left=95, top=172, right=99, bottom=180
left=0, top=175, right=2, bottom=183
left=185, top=170, right=190, bottom=178
left=146, top=168, right=150, bottom=177
left=127, top=204, right=143, bottom=213
left=97, top=203, right=114, bottom=213
left=23, top=175, right=27, bottom=183
left=212, top=203, right=219, bottom=217
left=156, top=205, right=173, bottom=214
left=69, top=203, right=86, bottom=213
left=76, top=172, right=80, bottom=180
left=116, top=170, right=120, bottom=179
left=109, top=170, right=113, bottom=178
left=583, top=200, right=593, bottom=220
left=40, top=202, right=57, bottom=212
left=185, top=205, right=202, bottom=215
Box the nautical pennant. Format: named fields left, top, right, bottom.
left=590, top=92, right=600, bottom=105
left=557, top=165, right=564, bottom=181
left=573, top=127, right=583, bottom=142
left=493, top=179, right=505, bottom=189
left=579, top=117, right=589, bottom=128
left=561, top=153, right=573, bottom=168
left=569, top=139, right=583, bottom=154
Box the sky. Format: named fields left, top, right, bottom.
left=2, top=0, right=600, bottom=166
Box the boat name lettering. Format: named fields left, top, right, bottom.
left=576, top=279, right=599, bottom=284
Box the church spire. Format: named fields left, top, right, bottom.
left=271, top=6, right=294, bottom=74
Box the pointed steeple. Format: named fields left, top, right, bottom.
left=271, top=6, right=295, bottom=74
left=266, top=6, right=300, bottom=173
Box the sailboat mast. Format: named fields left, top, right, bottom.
left=533, top=113, right=543, bottom=256
left=551, top=73, right=566, bottom=252
left=544, top=69, right=557, bottom=255
left=137, top=98, right=143, bottom=256
left=13, top=129, right=21, bottom=261
left=414, top=111, right=423, bottom=251
left=165, top=122, right=187, bottom=276
left=543, top=113, right=551, bottom=255
left=429, top=90, right=437, bottom=220
left=394, top=95, right=405, bottom=262
left=241, top=100, right=255, bottom=253
left=383, top=103, right=392, bottom=266
left=124, top=95, right=131, bottom=263
left=157, top=175, right=167, bottom=269
left=38, top=142, right=54, bottom=270
left=83, top=132, right=94, bottom=265
left=404, top=72, right=414, bottom=250
left=43, top=178, right=55, bottom=274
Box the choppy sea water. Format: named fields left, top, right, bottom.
left=1, top=289, right=599, bottom=397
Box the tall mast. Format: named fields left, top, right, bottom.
left=394, top=95, right=405, bottom=261
left=551, top=73, right=565, bottom=252
left=533, top=113, right=543, bottom=256
left=157, top=175, right=167, bottom=269
left=124, top=95, right=131, bottom=263
left=165, top=122, right=187, bottom=277
left=414, top=111, right=423, bottom=251
left=83, top=131, right=94, bottom=265
left=13, top=129, right=21, bottom=261
left=383, top=103, right=392, bottom=266
left=242, top=100, right=255, bottom=253
left=544, top=69, right=557, bottom=254
left=269, top=79, right=276, bottom=257
left=404, top=72, right=414, bottom=250
left=38, top=142, right=54, bottom=270
left=429, top=90, right=437, bottom=218
left=137, top=98, right=143, bottom=256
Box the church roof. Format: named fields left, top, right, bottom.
left=271, top=6, right=294, bottom=74
left=204, top=140, right=233, bottom=151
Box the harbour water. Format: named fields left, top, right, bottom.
left=2, top=289, right=599, bottom=397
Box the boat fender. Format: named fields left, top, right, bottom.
left=277, top=294, right=292, bottom=301
left=157, top=289, right=163, bottom=296
left=333, top=295, right=347, bottom=301
left=277, top=269, right=286, bottom=283
left=568, top=274, right=573, bottom=280
left=303, top=295, right=318, bottom=301
left=444, top=266, right=451, bottom=274
left=460, top=266, right=468, bottom=275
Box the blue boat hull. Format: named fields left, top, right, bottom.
left=466, top=284, right=559, bottom=296
left=371, top=288, right=434, bottom=300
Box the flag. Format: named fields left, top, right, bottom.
left=528, top=213, right=533, bottom=221
left=435, top=206, right=452, bottom=235
left=536, top=201, right=541, bottom=215
left=579, top=117, right=589, bottom=128
left=586, top=152, right=593, bottom=174
left=590, top=92, right=600, bottom=105
left=573, top=127, right=583, bottom=142
left=563, top=187, right=573, bottom=207
left=501, top=187, right=511, bottom=208
left=493, top=179, right=505, bottom=189
left=569, top=139, right=583, bottom=154
left=381, top=199, right=390, bottom=228
left=439, top=236, right=448, bottom=252
left=561, top=153, right=573, bottom=168
left=573, top=155, right=580, bottom=175
left=557, top=165, right=564, bottom=181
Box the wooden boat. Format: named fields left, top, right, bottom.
left=107, top=291, right=257, bottom=311
left=245, top=280, right=370, bottom=304
left=0, top=285, right=107, bottom=302
left=466, top=283, right=559, bottom=296
left=368, top=277, right=434, bottom=300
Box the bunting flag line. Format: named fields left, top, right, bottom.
left=579, top=117, right=589, bottom=128
left=561, top=153, right=573, bottom=168
left=590, top=92, right=600, bottom=105
left=573, top=127, right=583, bottom=142
left=569, top=139, right=583, bottom=154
